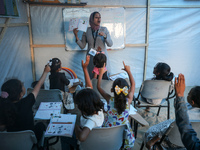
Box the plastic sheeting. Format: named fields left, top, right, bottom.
left=125, top=8, right=146, bottom=44
left=1, top=0, right=200, bottom=89
left=147, top=8, right=200, bottom=86
left=0, top=26, right=32, bottom=88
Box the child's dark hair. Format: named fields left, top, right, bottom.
left=112, top=78, right=129, bottom=115
left=0, top=79, right=23, bottom=127
left=49, top=58, right=61, bottom=73
left=74, top=88, right=104, bottom=118
left=154, top=62, right=174, bottom=81
left=188, top=86, right=200, bottom=108
left=93, top=53, right=107, bottom=68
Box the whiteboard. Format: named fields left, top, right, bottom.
left=63, top=8, right=125, bottom=50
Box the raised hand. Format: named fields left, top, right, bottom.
left=175, top=73, right=185, bottom=97
left=122, top=61, right=130, bottom=73
left=82, top=55, right=90, bottom=69
left=99, top=63, right=106, bottom=75
left=44, top=65, right=51, bottom=73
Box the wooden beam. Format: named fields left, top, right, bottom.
left=151, top=5, right=200, bottom=8
left=0, top=23, right=29, bottom=28
left=32, top=44, right=65, bottom=48
left=143, top=0, right=150, bottom=81
left=27, top=4, right=36, bottom=81
left=0, top=24, right=6, bottom=28
left=125, top=44, right=148, bottom=47
left=0, top=18, right=11, bottom=44
left=8, top=23, right=29, bottom=27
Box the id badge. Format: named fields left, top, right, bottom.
left=88, top=48, right=97, bottom=56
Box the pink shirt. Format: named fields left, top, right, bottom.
left=92, top=67, right=107, bottom=75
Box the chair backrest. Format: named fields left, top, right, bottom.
left=168, top=121, right=200, bottom=147
left=0, top=130, right=37, bottom=150
left=79, top=125, right=126, bottom=150
left=91, top=79, right=114, bottom=99
left=27, top=88, right=63, bottom=109
left=140, top=80, right=172, bottom=99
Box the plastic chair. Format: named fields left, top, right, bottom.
left=134, top=80, right=175, bottom=119
left=27, top=88, right=63, bottom=110
left=79, top=125, right=126, bottom=150
left=0, top=130, right=37, bottom=150
left=142, top=121, right=200, bottom=150
left=91, top=78, right=114, bottom=99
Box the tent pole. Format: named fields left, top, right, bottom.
left=27, top=4, right=36, bottom=81
left=143, top=0, right=150, bottom=81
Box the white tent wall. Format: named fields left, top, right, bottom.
left=0, top=0, right=32, bottom=89
left=1, top=0, right=200, bottom=89
left=147, top=7, right=200, bottom=86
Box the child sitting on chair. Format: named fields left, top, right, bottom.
left=0, top=65, right=50, bottom=143
left=152, top=62, right=174, bottom=81
left=92, top=47, right=109, bottom=80
left=48, top=58, right=82, bottom=110
left=97, top=61, right=135, bottom=149
left=75, top=55, right=104, bottom=141
left=48, top=58, right=73, bottom=92
left=144, top=74, right=200, bottom=150
left=61, top=55, right=104, bottom=149
left=145, top=62, right=174, bottom=106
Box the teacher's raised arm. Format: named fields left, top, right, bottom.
left=73, top=11, right=113, bottom=79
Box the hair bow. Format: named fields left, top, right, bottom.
left=1, top=91, right=9, bottom=98
left=47, top=59, right=52, bottom=66
left=115, top=85, right=128, bottom=96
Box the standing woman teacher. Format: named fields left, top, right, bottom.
left=73, top=11, right=113, bottom=79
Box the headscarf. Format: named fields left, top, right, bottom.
left=89, top=11, right=100, bottom=31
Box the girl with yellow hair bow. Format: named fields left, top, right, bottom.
left=97, top=61, right=135, bottom=149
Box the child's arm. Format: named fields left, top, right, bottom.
left=122, top=61, right=135, bottom=105
left=82, top=55, right=93, bottom=89
left=97, top=64, right=111, bottom=102
left=32, top=65, right=51, bottom=98
left=75, top=125, right=90, bottom=142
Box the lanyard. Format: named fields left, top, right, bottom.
left=92, top=29, right=99, bottom=48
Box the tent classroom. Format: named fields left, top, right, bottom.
left=0, top=0, right=200, bottom=149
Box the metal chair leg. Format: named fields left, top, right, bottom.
left=134, top=121, right=138, bottom=138
left=167, top=100, right=170, bottom=119
left=157, top=106, right=161, bottom=116
left=140, top=141, right=144, bottom=150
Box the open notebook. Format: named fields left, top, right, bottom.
left=34, top=102, right=62, bottom=120
left=45, top=114, right=77, bottom=137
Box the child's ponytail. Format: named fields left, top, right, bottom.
left=112, top=78, right=129, bottom=115
left=114, top=93, right=127, bottom=114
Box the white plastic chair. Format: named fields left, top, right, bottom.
left=134, top=80, right=175, bottom=119
left=91, top=78, right=113, bottom=99
left=0, top=130, right=37, bottom=150
left=79, top=125, right=126, bottom=150
left=27, top=88, right=63, bottom=110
